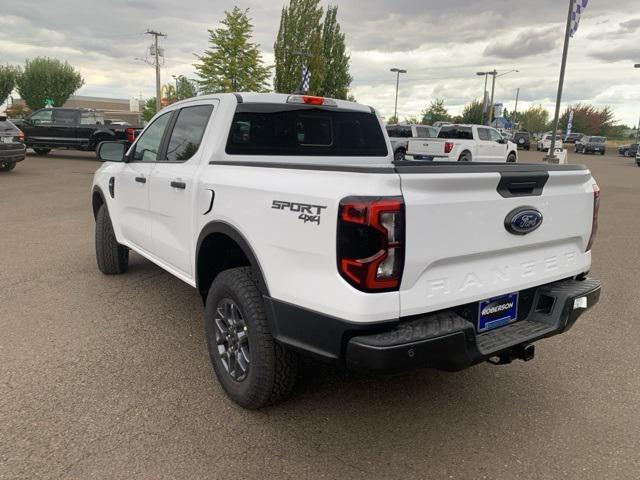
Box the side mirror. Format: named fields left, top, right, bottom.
left=98, top=141, right=126, bottom=162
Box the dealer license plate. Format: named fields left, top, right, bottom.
left=477, top=292, right=519, bottom=333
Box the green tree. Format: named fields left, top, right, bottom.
left=403, top=115, right=419, bottom=124
left=519, top=105, right=549, bottom=133
left=319, top=6, right=351, bottom=99
left=387, top=115, right=399, bottom=124
left=421, top=99, right=451, bottom=124
left=194, top=7, right=271, bottom=93
left=16, top=57, right=83, bottom=109
left=274, top=0, right=325, bottom=95
left=0, top=65, right=20, bottom=106
left=175, top=75, right=197, bottom=100
left=559, top=103, right=617, bottom=136
left=143, top=98, right=157, bottom=122
left=460, top=99, right=484, bottom=125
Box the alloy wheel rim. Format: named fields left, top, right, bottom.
left=214, top=298, right=250, bottom=382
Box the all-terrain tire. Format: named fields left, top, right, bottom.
left=0, top=162, right=16, bottom=172
left=95, top=204, right=129, bottom=274
left=204, top=267, right=298, bottom=409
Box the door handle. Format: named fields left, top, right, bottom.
left=135, top=176, right=146, bottom=184
left=170, top=180, right=186, bottom=189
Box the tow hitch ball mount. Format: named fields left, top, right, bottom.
left=487, top=344, right=535, bottom=365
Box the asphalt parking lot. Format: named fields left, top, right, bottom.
left=1, top=148, right=639, bottom=479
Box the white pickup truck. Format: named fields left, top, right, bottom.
left=407, top=124, right=518, bottom=162
left=92, top=93, right=601, bottom=409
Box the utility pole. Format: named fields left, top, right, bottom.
left=513, top=88, right=520, bottom=124
left=478, top=72, right=489, bottom=125
left=635, top=65, right=639, bottom=144
left=146, top=29, right=166, bottom=113
left=546, top=0, right=575, bottom=163
left=390, top=68, right=407, bottom=123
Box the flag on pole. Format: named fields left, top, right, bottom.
left=301, top=65, right=311, bottom=93
left=569, top=0, right=589, bottom=37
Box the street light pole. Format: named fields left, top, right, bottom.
left=172, top=75, right=179, bottom=102
left=477, top=69, right=518, bottom=125
left=390, top=68, right=407, bottom=122
left=635, top=64, right=640, bottom=144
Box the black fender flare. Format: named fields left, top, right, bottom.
left=196, top=221, right=270, bottom=296
left=92, top=185, right=107, bottom=219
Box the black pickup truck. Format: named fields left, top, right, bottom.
left=12, top=108, right=140, bottom=155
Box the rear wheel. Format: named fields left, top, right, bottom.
left=95, top=204, right=129, bottom=274
left=33, top=148, right=51, bottom=155
left=0, top=161, right=16, bottom=172
left=394, top=148, right=406, bottom=162
left=458, top=151, right=471, bottom=162
left=204, top=267, right=298, bottom=409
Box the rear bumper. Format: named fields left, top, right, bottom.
left=264, top=277, right=601, bottom=373
left=0, top=144, right=26, bottom=163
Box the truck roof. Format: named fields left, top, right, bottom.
left=172, top=92, right=374, bottom=113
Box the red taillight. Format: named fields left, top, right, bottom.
left=444, top=142, right=454, bottom=154
left=586, top=184, right=600, bottom=251
left=126, top=128, right=136, bottom=143
left=337, top=196, right=405, bottom=292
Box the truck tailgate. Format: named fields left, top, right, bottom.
left=407, top=139, right=447, bottom=159
left=397, top=164, right=596, bottom=317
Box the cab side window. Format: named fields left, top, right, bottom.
left=164, top=105, right=213, bottom=162
left=131, top=113, right=172, bottom=162
left=488, top=129, right=503, bottom=142
left=54, top=110, right=78, bottom=125
left=477, top=128, right=491, bottom=141
left=30, top=110, right=53, bottom=125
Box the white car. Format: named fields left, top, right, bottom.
left=537, top=133, right=563, bottom=152
left=386, top=124, right=438, bottom=161
left=92, top=93, right=601, bottom=408
left=406, top=124, right=518, bottom=162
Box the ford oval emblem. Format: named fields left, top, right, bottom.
left=505, top=207, right=543, bottom=235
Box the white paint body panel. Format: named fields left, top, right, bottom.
left=92, top=93, right=596, bottom=326
left=406, top=125, right=517, bottom=162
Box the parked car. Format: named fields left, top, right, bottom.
left=0, top=115, right=26, bottom=172
left=385, top=124, right=438, bottom=161
left=407, top=124, right=518, bottom=162
left=636, top=148, right=640, bottom=166
left=12, top=108, right=141, bottom=156
left=537, top=133, right=563, bottom=152
left=92, top=93, right=601, bottom=408
left=575, top=135, right=606, bottom=155
left=512, top=131, right=531, bottom=150
left=565, top=132, right=583, bottom=144
left=618, top=143, right=638, bottom=157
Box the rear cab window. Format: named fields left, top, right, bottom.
left=226, top=104, right=388, bottom=157
left=437, top=126, right=473, bottom=140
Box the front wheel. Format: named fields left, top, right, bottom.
left=95, top=204, right=129, bottom=274
left=507, top=152, right=517, bottom=163
left=0, top=161, right=16, bottom=172
left=33, top=148, right=51, bottom=155
left=204, top=267, right=298, bottom=409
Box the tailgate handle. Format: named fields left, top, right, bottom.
left=497, top=172, right=549, bottom=198
left=507, top=181, right=537, bottom=194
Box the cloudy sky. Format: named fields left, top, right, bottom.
left=2, top=0, right=640, bottom=125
